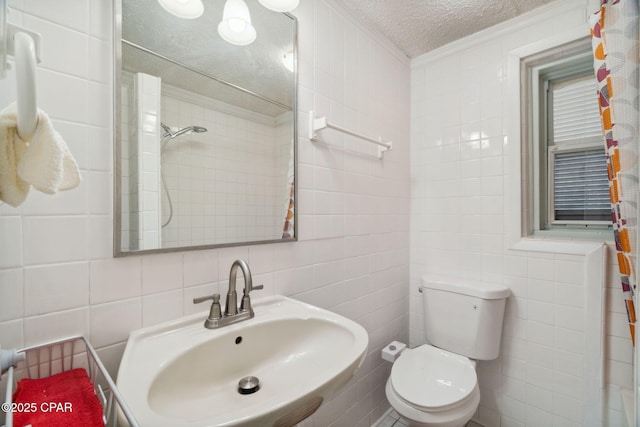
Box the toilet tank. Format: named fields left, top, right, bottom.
left=420, top=275, right=510, bottom=360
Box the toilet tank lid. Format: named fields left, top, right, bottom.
left=420, top=275, right=510, bottom=299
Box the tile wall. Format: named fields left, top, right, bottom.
left=409, top=0, right=632, bottom=426
left=121, top=76, right=284, bottom=250
left=0, top=1, right=410, bottom=426
left=133, top=72, right=162, bottom=250
left=160, top=92, right=288, bottom=247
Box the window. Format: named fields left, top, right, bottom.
left=523, top=41, right=611, bottom=237
left=546, top=72, right=610, bottom=225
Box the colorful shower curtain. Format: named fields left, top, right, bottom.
left=590, top=0, right=639, bottom=344
left=281, top=141, right=295, bottom=239
left=281, top=180, right=294, bottom=239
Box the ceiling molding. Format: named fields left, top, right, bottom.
left=411, top=0, right=588, bottom=68
left=162, top=83, right=278, bottom=127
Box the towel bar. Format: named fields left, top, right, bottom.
left=308, top=110, right=393, bottom=159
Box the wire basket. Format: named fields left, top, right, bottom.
left=1, top=336, right=139, bottom=427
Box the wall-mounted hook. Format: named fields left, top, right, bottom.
left=1, top=0, right=43, bottom=139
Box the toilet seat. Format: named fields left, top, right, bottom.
left=390, top=345, right=477, bottom=412
left=385, top=377, right=479, bottom=427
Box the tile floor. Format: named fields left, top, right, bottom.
left=374, top=409, right=484, bottom=427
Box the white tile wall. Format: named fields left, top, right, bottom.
left=23, top=262, right=89, bottom=315
left=135, top=72, right=162, bottom=250
left=410, top=1, right=631, bottom=426
left=0, top=1, right=410, bottom=426
left=0, top=269, right=23, bottom=321
left=159, top=93, right=288, bottom=246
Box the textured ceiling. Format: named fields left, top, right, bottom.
left=333, top=0, right=556, bottom=58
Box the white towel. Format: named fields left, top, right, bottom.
left=17, top=106, right=81, bottom=194
left=0, top=102, right=81, bottom=206
left=0, top=104, right=29, bottom=207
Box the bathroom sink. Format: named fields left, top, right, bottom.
left=116, top=295, right=369, bottom=427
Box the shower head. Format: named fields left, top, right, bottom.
left=172, top=126, right=207, bottom=139
left=160, top=122, right=208, bottom=140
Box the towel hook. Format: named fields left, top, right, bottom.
left=14, top=31, right=38, bottom=140
left=1, top=0, right=42, bottom=140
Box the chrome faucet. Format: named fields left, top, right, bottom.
left=193, top=259, right=263, bottom=329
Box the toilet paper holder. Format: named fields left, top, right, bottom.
left=381, top=340, right=406, bottom=362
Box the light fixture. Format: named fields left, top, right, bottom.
left=218, top=0, right=257, bottom=46
left=282, top=51, right=294, bottom=72
left=157, top=0, right=204, bottom=19
left=258, top=0, right=299, bottom=13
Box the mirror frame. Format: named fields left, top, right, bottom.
left=112, top=0, right=298, bottom=257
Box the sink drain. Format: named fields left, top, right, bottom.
left=238, top=376, right=260, bottom=395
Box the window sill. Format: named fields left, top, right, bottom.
left=510, top=237, right=607, bottom=256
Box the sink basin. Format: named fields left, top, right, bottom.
left=117, top=295, right=369, bottom=426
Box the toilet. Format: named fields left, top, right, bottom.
left=385, top=276, right=510, bottom=427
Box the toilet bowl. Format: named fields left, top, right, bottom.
left=385, top=344, right=480, bottom=427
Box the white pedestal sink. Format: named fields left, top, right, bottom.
left=117, top=295, right=369, bottom=426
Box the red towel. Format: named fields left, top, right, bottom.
left=12, top=368, right=104, bottom=427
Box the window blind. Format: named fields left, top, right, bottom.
left=552, top=74, right=602, bottom=145
left=549, top=73, right=610, bottom=223
left=552, top=148, right=610, bottom=221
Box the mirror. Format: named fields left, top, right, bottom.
left=114, top=0, right=297, bottom=255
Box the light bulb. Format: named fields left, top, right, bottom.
left=218, top=0, right=256, bottom=46
left=157, top=0, right=204, bottom=19
left=258, top=0, right=299, bottom=13
left=228, top=18, right=247, bottom=33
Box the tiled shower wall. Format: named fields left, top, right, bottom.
left=160, top=93, right=287, bottom=247
left=120, top=79, right=292, bottom=249
left=409, top=0, right=632, bottom=426
left=120, top=72, right=164, bottom=251
left=133, top=73, right=162, bottom=250
left=0, top=1, right=410, bottom=426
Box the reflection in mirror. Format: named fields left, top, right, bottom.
left=115, top=0, right=297, bottom=255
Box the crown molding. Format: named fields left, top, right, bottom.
left=411, top=0, right=588, bottom=68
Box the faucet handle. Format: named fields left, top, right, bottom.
left=193, top=293, right=219, bottom=305
left=240, top=284, right=263, bottom=312
left=194, top=294, right=222, bottom=323
left=243, top=283, right=264, bottom=296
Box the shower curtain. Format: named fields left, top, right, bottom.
left=590, top=0, right=639, bottom=344
left=281, top=141, right=295, bottom=239
left=281, top=180, right=294, bottom=239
